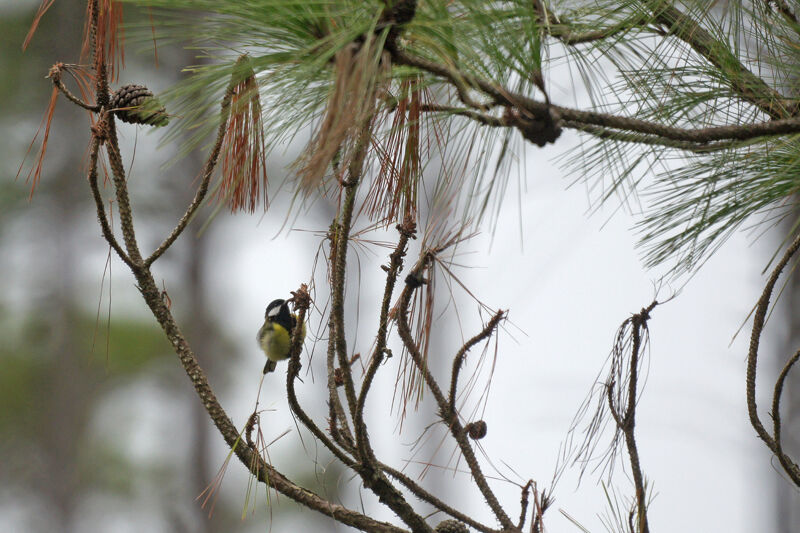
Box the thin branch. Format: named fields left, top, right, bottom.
left=599, top=302, right=658, bottom=533
left=392, top=48, right=800, bottom=147
left=86, top=125, right=133, bottom=269
left=420, top=106, right=761, bottom=153
left=606, top=380, right=624, bottom=427
left=332, top=107, right=377, bottom=434
left=49, top=63, right=98, bottom=111
left=553, top=26, right=629, bottom=45
left=285, top=286, right=356, bottom=468
left=622, top=307, right=652, bottom=533
left=747, top=232, right=800, bottom=458
left=562, top=120, right=743, bottom=153
left=419, top=104, right=505, bottom=127
left=396, top=260, right=515, bottom=531
left=356, top=218, right=415, bottom=462
left=102, top=116, right=145, bottom=266
left=145, top=78, right=237, bottom=267
left=517, top=480, right=532, bottom=531
left=90, top=0, right=143, bottom=272
left=327, top=304, right=356, bottom=452
left=533, top=0, right=653, bottom=46
left=771, top=349, right=800, bottom=486
left=89, top=0, right=109, bottom=110
left=332, top=170, right=362, bottom=426
left=449, top=310, right=505, bottom=414
left=356, top=466, right=432, bottom=533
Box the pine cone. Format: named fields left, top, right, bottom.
left=109, top=84, right=169, bottom=126
left=465, top=420, right=487, bottom=440
left=434, top=519, right=468, bottom=533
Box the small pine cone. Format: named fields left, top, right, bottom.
left=465, top=420, right=487, bottom=440
left=434, top=519, right=468, bottom=533
left=110, top=83, right=169, bottom=126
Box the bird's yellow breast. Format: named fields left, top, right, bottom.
left=259, top=322, right=292, bottom=362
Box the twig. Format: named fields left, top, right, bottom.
left=145, top=74, right=238, bottom=267
left=449, top=310, right=505, bottom=415
left=517, top=480, right=532, bottom=531
left=355, top=219, right=415, bottom=462
left=419, top=104, right=506, bottom=127
left=771, top=349, right=800, bottom=486
left=533, top=0, right=647, bottom=46
left=622, top=308, right=651, bottom=533
left=102, top=117, right=145, bottom=266
left=49, top=63, right=98, bottom=111
left=327, top=305, right=356, bottom=452
left=331, top=164, right=362, bottom=424
left=531, top=485, right=550, bottom=533
left=86, top=126, right=133, bottom=269
left=604, top=303, right=657, bottom=533
left=396, top=259, right=515, bottom=530
left=322, top=101, right=431, bottom=533
left=562, top=120, right=744, bottom=153
left=747, top=232, right=800, bottom=459
left=285, top=286, right=356, bottom=468
left=331, top=101, right=377, bottom=430
left=420, top=106, right=747, bottom=153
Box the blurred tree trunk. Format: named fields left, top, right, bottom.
left=37, top=2, right=93, bottom=531
left=186, top=224, right=215, bottom=533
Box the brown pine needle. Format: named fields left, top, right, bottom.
left=17, top=85, right=58, bottom=199
left=366, top=77, right=422, bottom=224
left=296, top=40, right=386, bottom=191
left=22, top=0, right=56, bottom=51
left=198, top=442, right=239, bottom=518
left=216, top=56, right=269, bottom=213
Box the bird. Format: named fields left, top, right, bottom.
left=257, top=298, right=305, bottom=373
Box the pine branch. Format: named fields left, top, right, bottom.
left=641, top=0, right=791, bottom=119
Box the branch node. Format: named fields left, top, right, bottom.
left=504, top=106, right=562, bottom=147
left=405, top=271, right=427, bottom=288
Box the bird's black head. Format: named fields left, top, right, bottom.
left=265, top=299, right=293, bottom=330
